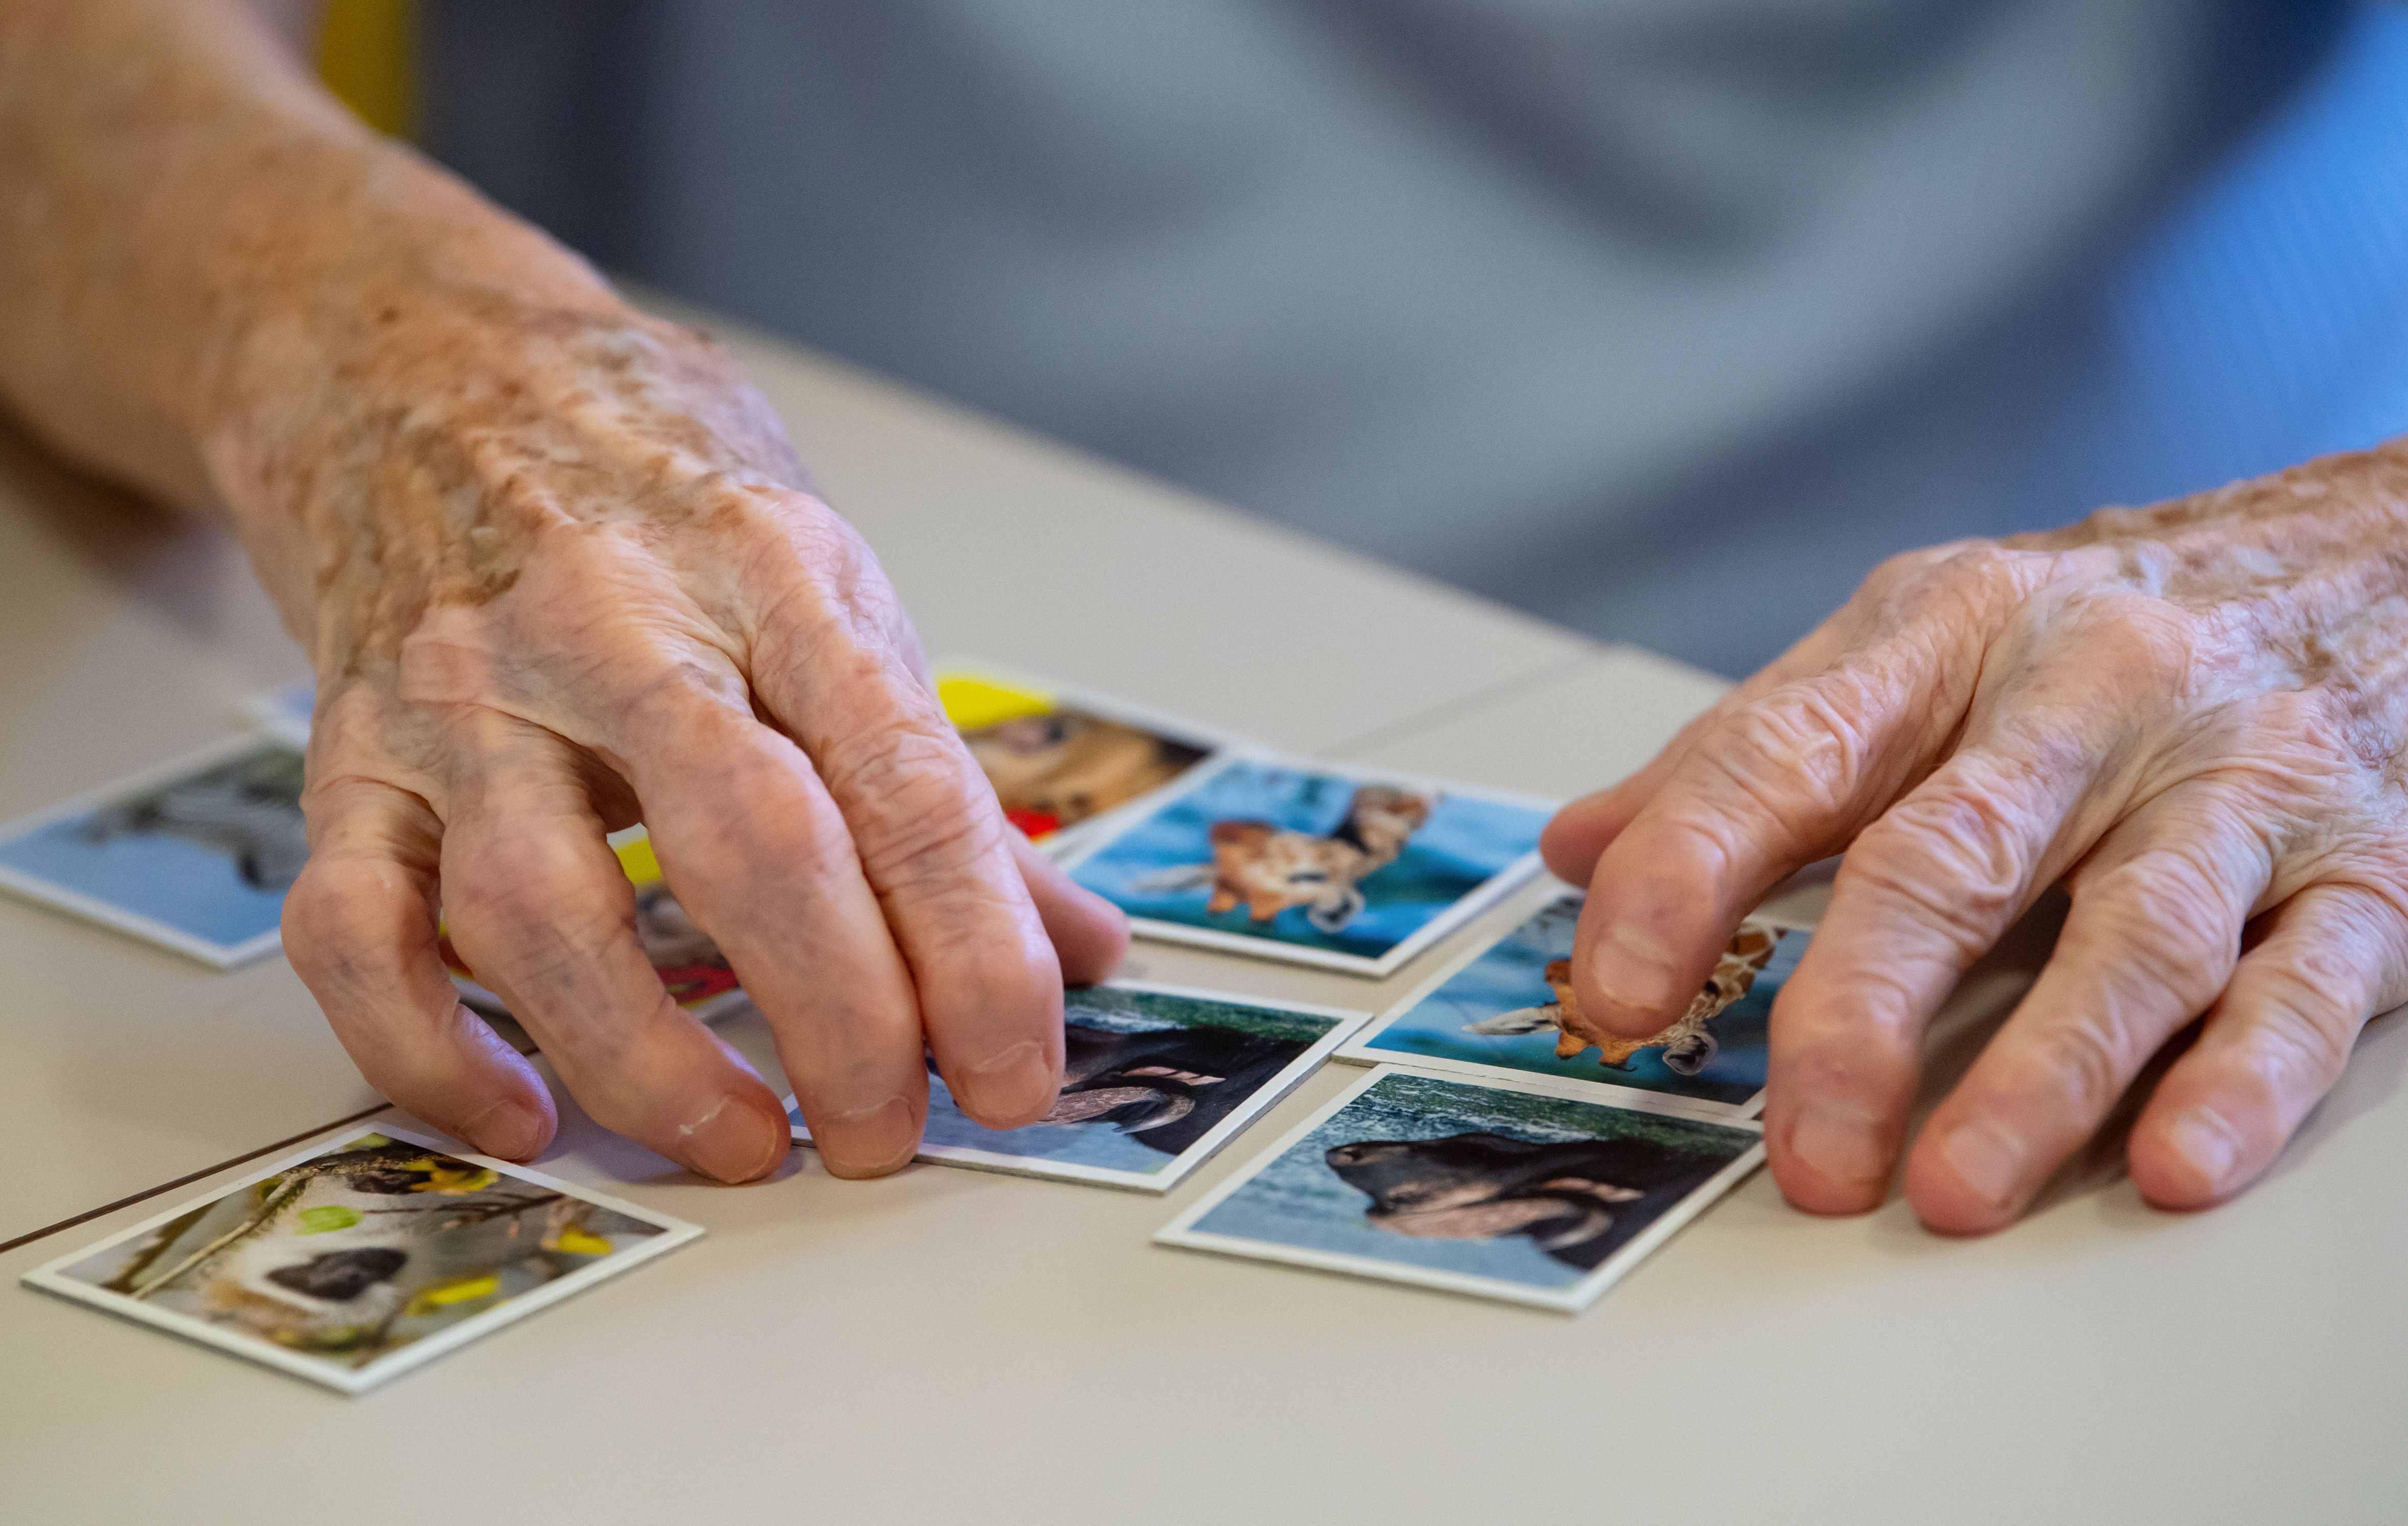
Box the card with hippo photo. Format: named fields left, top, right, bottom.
left=1156, top=1066, right=1763, bottom=1312
left=23, top=1125, right=702, bottom=1395
left=785, top=981, right=1368, bottom=1190
left=0, top=735, right=308, bottom=967
left=1056, top=753, right=1552, bottom=976
left=936, top=663, right=1242, bottom=853
left=1334, top=886, right=1803, bottom=1118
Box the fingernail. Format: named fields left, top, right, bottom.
left=1940, top=1120, right=2028, bottom=1208
left=2166, top=1107, right=2241, bottom=1193
left=675, top=1092, right=787, bottom=1183
left=463, top=1096, right=546, bottom=1161
left=1589, top=923, right=1680, bottom=1016
left=1788, top=1101, right=1888, bottom=1187
left=816, top=1095, right=919, bottom=1178
left=957, top=1039, right=1058, bottom=1124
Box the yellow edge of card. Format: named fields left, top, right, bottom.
left=613, top=834, right=663, bottom=886
left=937, top=673, right=1054, bottom=731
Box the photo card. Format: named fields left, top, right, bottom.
left=787, top=980, right=1368, bottom=1190
left=1156, top=1066, right=1763, bottom=1312
left=1057, top=752, right=1551, bottom=976
left=936, top=661, right=1240, bottom=854
left=23, top=1125, right=701, bottom=1395
left=0, top=735, right=307, bottom=967
left=1336, top=885, right=1805, bottom=1118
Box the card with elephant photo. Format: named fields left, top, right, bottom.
left=0, top=735, right=306, bottom=968
left=1334, top=885, right=1804, bottom=1118
left=1056, top=753, right=1553, bottom=977
left=23, top=1124, right=702, bottom=1394
left=1155, top=1065, right=1764, bottom=1312
left=784, top=980, right=1369, bottom=1191
left=936, top=661, right=1246, bottom=854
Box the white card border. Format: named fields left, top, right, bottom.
left=786, top=978, right=1372, bottom=1192
left=240, top=676, right=316, bottom=751
left=1154, top=1064, right=1765, bottom=1313
left=22, top=1121, right=703, bottom=1395
left=1332, top=882, right=1770, bottom=1121
left=0, top=733, right=304, bottom=969
left=1054, top=749, right=1554, bottom=978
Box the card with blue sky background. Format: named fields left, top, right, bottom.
left=786, top=980, right=1368, bottom=1190
left=1057, top=753, right=1551, bottom=976
left=1336, top=885, right=1803, bottom=1118
left=1156, top=1065, right=1763, bottom=1312
left=0, top=735, right=306, bottom=967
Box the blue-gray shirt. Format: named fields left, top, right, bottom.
left=424, top=0, right=2403, bottom=674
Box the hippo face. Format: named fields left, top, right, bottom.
left=1325, top=1132, right=1658, bottom=1268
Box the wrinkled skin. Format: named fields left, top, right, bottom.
left=236, top=288, right=1129, bottom=1183
left=1544, top=446, right=2408, bottom=1232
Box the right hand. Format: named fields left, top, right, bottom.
left=235, top=274, right=1127, bottom=1182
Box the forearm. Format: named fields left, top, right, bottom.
left=0, top=0, right=622, bottom=583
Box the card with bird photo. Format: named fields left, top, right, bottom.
left=1334, top=885, right=1805, bottom=1118
left=1156, top=1066, right=1763, bottom=1313
left=1056, top=753, right=1552, bottom=976
left=22, top=1125, right=701, bottom=1395
left=785, top=980, right=1368, bottom=1190
left=0, top=735, right=307, bottom=968
left=934, top=662, right=1241, bottom=854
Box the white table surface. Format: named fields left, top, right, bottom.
left=3, top=308, right=2402, bottom=1525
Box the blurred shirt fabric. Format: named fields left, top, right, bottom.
left=422, top=0, right=2405, bottom=676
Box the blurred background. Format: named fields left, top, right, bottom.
left=318, top=1, right=2408, bottom=677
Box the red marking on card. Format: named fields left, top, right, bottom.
left=1006, top=807, right=1061, bottom=840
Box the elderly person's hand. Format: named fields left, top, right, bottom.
left=1543, top=448, right=2408, bottom=1231
left=0, top=0, right=1126, bottom=1182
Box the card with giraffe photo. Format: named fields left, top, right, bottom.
left=784, top=980, right=1369, bottom=1191
left=22, top=1124, right=702, bottom=1395
left=1334, top=883, right=1808, bottom=1119
left=935, top=660, right=1246, bottom=855
left=0, top=734, right=307, bottom=968
left=1055, top=752, right=1553, bottom=976
left=1155, top=1065, right=1764, bottom=1313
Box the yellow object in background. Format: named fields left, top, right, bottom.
left=612, top=833, right=664, bottom=887
left=937, top=673, right=1055, bottom=732
left=315, top=0, right=415, bottom=139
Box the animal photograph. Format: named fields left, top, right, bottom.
left=1343, top=892, right=1796, bottom=1113
left=1063, top=758, right=1548, bottom=970
left=1165, top=1070, right=1761, bottom=1304
left=30, top=1131, right=692, bottom=1392
left=789, top=983, right=1359, bottom=1188
left=939, top=670, right=1217, bottom=844
left=0, top=740, right=305, bottom=962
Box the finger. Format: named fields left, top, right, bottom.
left=1012, top=832, right=1129, bottom=985
left=2128, top=881, right=2408, bottom=1208
left=283, top=771, right=557, bottom=1160
left=743, top=550, right=1066, bottom=1128
left=620, top=692, right=937, bottom=1176
left=1569, top=653, right=1956, bottom=1041
left=438, top=715, right=790, bottom=1183
left=1540, top=631, right=1840, bottom=885
left=1766, top=737, right=2109, bottom=1213
left=1903, top=785, right=2273, bottom=1233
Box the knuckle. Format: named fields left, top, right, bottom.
left=2232, top=966, right=2357, bottom=1098
left=815, top=722, right=1005, bottom=887
left=2015, top=1016, right=2135, bottom=1119
left=2075, top=853, right=2241, bottom=1013
left=1699, top=674, right=1880, bottom=837
left=1849, top=780, right=2033, bottom=939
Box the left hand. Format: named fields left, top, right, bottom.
left=1541, top=444, right=2408, bottom=1232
